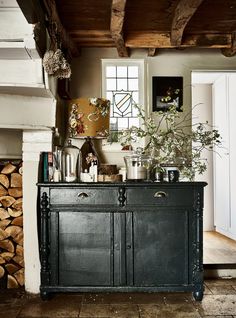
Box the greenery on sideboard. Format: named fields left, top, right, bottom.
left=120, top=104, right=222, bottom=180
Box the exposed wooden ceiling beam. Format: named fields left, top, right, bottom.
left=42, top=0, right=80, bottom=57
left=110, top=0, right=129, bottom=57
left=126, top=32, right=231, bottom=48
left=69, top=30, right=112, bottom=38
left=221, top=31, right=236, bottom=57
left=148, top=48, right=156, bottom=57
left=171, top=0, right=205, bottom=46
left=16, top=0, right=46, bottom=57
left=17, top=0, right=43, bottom=24
left=68, top=30, right=113, bottom=44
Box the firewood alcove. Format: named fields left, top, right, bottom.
left=0, top=160, right=24, bottom=289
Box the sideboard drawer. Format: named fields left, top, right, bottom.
left=126, top=186, right=194, bottom=206
left=50, top=187, right=118, bottom=206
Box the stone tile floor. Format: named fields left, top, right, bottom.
left=0, top=279, right=236, bottom=318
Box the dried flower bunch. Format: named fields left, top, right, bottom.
left=120, top=104, right=222, bottom=180
left=42, top=49, right=71, bottom=79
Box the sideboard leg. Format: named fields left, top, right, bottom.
left=193, top=289, right=203, bottom=301
left=40, top=291, right=51, bottom=301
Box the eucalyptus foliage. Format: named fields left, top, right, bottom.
left=120, top=104, right=222, bottom=180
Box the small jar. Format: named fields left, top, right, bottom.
left=162, top=165, right=179, bottom=182
left=124, top=148, right=153, bottom=181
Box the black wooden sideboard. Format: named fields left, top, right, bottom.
left=37, top=181, right=207, bottom=301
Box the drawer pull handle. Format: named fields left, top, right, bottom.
left=154, top=191, right=167, bottom=198
left=78, top=192, right=89, bottom=198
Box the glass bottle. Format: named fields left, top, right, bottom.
left=62, top=139, right=81, bottom=182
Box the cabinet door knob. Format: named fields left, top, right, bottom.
left=78, top=192, right=89, bottom=198
left=126, top=244, right=132, bottom=249
left=154, top=191, right=167, bottom=198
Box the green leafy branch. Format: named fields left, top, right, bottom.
left=120, top=104, right=222, bottom=180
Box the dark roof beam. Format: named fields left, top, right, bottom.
left=171, top=0, right=205, bottom=46
left=110, top=0, right=129, bottom=57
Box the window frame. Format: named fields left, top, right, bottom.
left=101, top=59, right=146, bottom=152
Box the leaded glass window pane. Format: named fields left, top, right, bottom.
left=104, top=63, right=141, bottom=142
left=128, top=78, right=139, bottom=90
left=132, top=92, right=139, bottom=104
left=129, top=117, right=140, bottom=127
left=106, top=78, right=116, bottom=90
left=117, top=66, right=127, bottom=77
left=118, top=117, right=129, bottom=129
left=106, top=66, right=116, bottom=77
left=106, top=91, right=113, bottom=101
left=117, top=78, right=127, bottom=90
left=128, top=66, right=138, bottom=77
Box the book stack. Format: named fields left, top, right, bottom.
left=40, top=152, right=54, bottom=182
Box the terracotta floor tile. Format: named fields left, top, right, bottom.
left=162, top=292, right=193, bottom=305
left=0, top=288, right=25, bottom=303
left=194, top=295, right=236, bottom=316
left=83, top=292, right=164, bottom=304
left=205, top=279, right=236, bottom=287
left=138, top=303, right=201, bottom=318
left=18, top=294, right=82, bottom=318
left=0, top=304, right=22, bottom=318
left=1, top=279, right=236, bottom=318
left=202, top=316, right=234, bottom=318
left=207, top=285, right=236, bottom=295
left=203, top=284, right=213, bottom=295
left=79, top=303, right=139, bottom=318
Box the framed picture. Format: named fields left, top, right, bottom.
left=152, top=76, right=183, bottom=112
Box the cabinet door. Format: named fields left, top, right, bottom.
left=58, top=211, right=114, bottom=286
left=127, top=209, right=189, bottom=286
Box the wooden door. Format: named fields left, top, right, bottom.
left=213, top=75, right=231, bottom=236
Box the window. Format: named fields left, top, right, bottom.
left=102, top=59, right=145, bottom=146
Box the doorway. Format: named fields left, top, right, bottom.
left=191, top=71, right=236, bottom=270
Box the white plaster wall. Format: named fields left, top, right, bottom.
left=0, top=6, right=33, bottom=41
left=192, top=84, right=214, bottom=231
left=0, top=128, right=22, bottom=158
left=70, top=48, right=236, bottom=166
left=23, top=130, right=53, bottom=294
left=0, top=1, right=40, bottom=60
left=0, top=60, right=44, bottom=85
left=0, top=94, right=56, bottom=129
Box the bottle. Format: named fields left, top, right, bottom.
left=80, top=137, right=99, bottom=172
left=89, top=160, right=98, bottom=182
left=119, top=167, right=127, bottom=182
left=52, top=127, right=62, bottom=182
left=62, top=139, right=81, bottom=182
left=53, top=127, right=62, bottom=149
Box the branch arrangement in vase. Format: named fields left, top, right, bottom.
left=120, top=104, right=222, bottom=180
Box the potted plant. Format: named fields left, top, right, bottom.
left=120, top=104, right=222, bottom=181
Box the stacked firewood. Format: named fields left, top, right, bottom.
left=0, top=161, right=24, bottom=288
